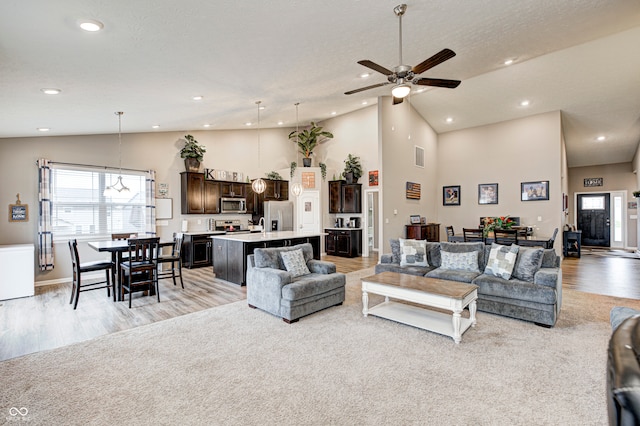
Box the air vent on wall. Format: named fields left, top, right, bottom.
left=415, top=146, right=425, bottom=168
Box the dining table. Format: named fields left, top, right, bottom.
left=88, top=239, right=174, bottom=301
left=447, top=234, right=553, bottom=248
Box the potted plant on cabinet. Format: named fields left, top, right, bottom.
left=342, top=154, right=363, bottom=184
left=288, top=122, right=334, bottom=167
left=180, top=134, right=206, bottom=172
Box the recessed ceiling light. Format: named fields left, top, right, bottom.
left=360, top=72, right=371, bottom=78
left=331, top=111, right=337, bottom=115
left=79, top=20, right=104, bottom=32
left=151, top=125, right=160, bottom=129
left=597, top=135, right=606, bottom=141
left=362, top=101, right=368, bottom=105
left=445, top=117, right=454, bottom=123
left=259, top=105, right=265, bottom=110
left=520, top=100, right=530, bottom=107
left=245, top=122, right=252, bottom=126
left=504, top=58, right=515, bottom=66
left=40, top=88, right=61, bottom=95
left=203, top=124, right=211, bottom=128
left=414, top=88, right=426, bottom=93
left=277, top=121, right=284, bottom=126
left=192, top=96, right=203, bottom=101
left=37, top=127, right=50, bottom=132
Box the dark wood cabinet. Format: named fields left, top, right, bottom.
left=405, top=224, right=440, bottom=241
left=325, top=228, right=361, bottom=257
left=248, top=179, right=288, bottom=216
left=220, top=182, right=246, bottom=198
left=563, top=230, right=582, bottom=258
left=328, top=180, right=361, bottom=213
left=182, top=233, right=212, bottom=268
left=181, top=172, right=219, bottom=214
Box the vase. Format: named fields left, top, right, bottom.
left=184, top=158, right=200, bottom=172
left=302, top=158, right=312, bottom=167
left=344, top=172, right=355, bottom=184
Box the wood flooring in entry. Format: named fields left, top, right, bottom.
left=1, top=249, right=639, bottom=361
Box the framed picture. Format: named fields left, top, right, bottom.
left=443, top=185, right=460, bottom=206
left=405, top=182, right=421, bottom=200
left=521, top=181, right=549, bottom=201
left=478, top=183, right=498, bottom=205
left=409, top=215, right=421, bottom=224
left=9, top=204, right=28, bottom=222
left=369, top=170, right=379, bottom=186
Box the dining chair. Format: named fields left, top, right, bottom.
left=68, top=239, right=115, bottom=309
left=463, top=228, right=484, bottom=243
left=494, top=228, right=519, bottom=245
left=120, top=237, right=160, bottom=308
left=157, top=233, right=184, bottom=288
left=111, top=233, right=136, bottom=240
left=545, top=228, right=559, bottom=249
left=445, top=225, right=455, bottom=241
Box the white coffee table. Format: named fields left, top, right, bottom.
left=361, top=271, right=478, bottom=343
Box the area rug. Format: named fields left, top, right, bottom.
left=1, top=268, right=638, bottom=425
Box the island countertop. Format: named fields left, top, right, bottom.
left=210, top=230, right=325, bottom=243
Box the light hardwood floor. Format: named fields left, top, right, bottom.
left=1, top=249, right=639, bottom=361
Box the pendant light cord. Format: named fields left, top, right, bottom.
left=256, top=101, right=261, bottom=169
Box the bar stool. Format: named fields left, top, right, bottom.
left=68, top=239, right=114, bottom=309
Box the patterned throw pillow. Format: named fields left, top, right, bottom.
left=440, top=251, right=480, bottom=272
left=280, top=249, right=311, bottom=277
left=484, top=243, right=519, bottom=280
left=399, top=238, right=429, bottom=267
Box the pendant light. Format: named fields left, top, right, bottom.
left=104, top=111, right=130, bottom=196
left=290, top=102, right=304, bottom=197
left=251, top=101, right=266, bottom=194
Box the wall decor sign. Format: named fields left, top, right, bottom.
left=521, top=181, right=549, bottom=201
left=405, top=182, right=421, bottom=200
left=301, top=172, right=315, bottom=189
left=583, top=177, right=603, bottom=187
left=478, top=183, right=498, bottom=205
left=369, top=170, right=379, bottom=186
left=157, top=183, right=169, bottom=197
left=204, top=169, right=244, bottom=182
left=443, top=185, right=460, bottom=206
left=9, top=193, right=28, bottom=222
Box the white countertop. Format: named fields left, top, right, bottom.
left=325, top=227, right=362, bottom=231
left=182, top=231, right=226, bottom=236
left=211, top=231, right=324, bottom=242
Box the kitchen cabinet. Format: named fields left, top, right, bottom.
left=180, top=172, right=220, bottom=214
left=329, top=180, right=361, bottom=213
left=182, top=233, right=213, bottom=268
left=220, top=182, right=246, bottom=198
left=248, top=179, right=289, bottom=216
left=405, top=224, right=440, bottom=242
left=325, top=228, right=361, bottom=257
left=212, top=232, right=321, bottom=285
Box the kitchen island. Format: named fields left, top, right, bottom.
left=211, top=231, right=323, bottom=285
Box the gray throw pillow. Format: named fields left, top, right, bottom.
left=484, top=243, right=519, bottom=280
left=512, top=247, right=544, bottom=282
left=390, top=239, right=401, bottom=264
left=440, top=251, right=480, bottom=273
left=280, top=249, right=311, bottom=277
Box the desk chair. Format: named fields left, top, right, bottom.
left=157, top=233, right=184, bottom=288
left=68, top=239, right=114, bottom=309
left=120, top=237, right=160, bottom=308
left=463, top=228, right=484, bottom=243
left=494, top=229, right=519, bottom=245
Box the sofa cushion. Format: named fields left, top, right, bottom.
left=440, top=250, right=480, bottom=273
left=512, top=246, right=544, bottom=282
left=280, top=248, right=311, bottom=277
left=426, top=268, right=480, bottom=283
left=484, top=243, right=519, bottom=280
left=282, top=273, right=346, bottom=301
left=473, top=273, right=557, bottom=305
left=399, top=238, right=429, bottom=267
left=375, top=262, right=434, bottom=276
left=390, top=239, right=401, bottom=264
left=541, top=248, right=559, bottom=268
left=254, top=243, right=313, bottom=270
left=440, top=242, right=485, bottom=271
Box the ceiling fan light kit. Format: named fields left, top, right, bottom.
left=345, top=4, right=461, bottom=105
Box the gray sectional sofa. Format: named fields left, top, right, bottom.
left=375, top=240, right=562, bottom=327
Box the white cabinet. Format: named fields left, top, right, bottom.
left=0, top=244, right=34, bottom=300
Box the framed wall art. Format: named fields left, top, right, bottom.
left=9, top=194, right=28, bottom=222
left=443, top=185, right=460, bottom=206
left=478, top=183, right=498, bottom=205
left=521, top=181, right=549, bottom=201
left=406, top=182, right=421, bottom=200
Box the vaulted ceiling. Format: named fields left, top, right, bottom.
left=1, top=0, right=639, bottom=167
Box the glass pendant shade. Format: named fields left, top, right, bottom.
left=104, top=111, right=130, bottom=196
left=252, top=177, right=266, bottom=194
left=291, top=182, right=303, bottom=197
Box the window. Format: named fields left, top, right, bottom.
left=581, top=195, right=605, bottom=210
left=50, top=164, right=147, bottom=240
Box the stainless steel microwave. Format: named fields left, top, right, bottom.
left=220, top=197, right=247, bottom=214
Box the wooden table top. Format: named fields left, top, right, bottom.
left=361, top=271, right=478, bottom=299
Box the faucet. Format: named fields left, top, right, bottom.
left=258, top=217, right=265, bottom=234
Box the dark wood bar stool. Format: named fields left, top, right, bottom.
left=68, top=239, right=114, bottom=309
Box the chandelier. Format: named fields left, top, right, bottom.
left=104, top=111, right=130, bottom=196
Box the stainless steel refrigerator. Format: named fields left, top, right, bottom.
left=264, top=200, right=293, bottom=231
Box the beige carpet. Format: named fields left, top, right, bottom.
left=2, top=268, right=639, bottom=425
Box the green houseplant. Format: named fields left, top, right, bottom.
left=180, top=134, right=206, bottom=172
left=288, top=122, right=334, bottom=167
left=342, top=154, right=363, bottom=184
left=266, top=171, right=283, bottom=180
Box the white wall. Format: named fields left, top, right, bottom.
left=436, top=111, right=564, bottom=242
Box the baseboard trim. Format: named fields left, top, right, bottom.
left=36, top=272, right=103, bottom=288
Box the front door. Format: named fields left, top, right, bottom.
left=577, top=193, right=610, bottom=247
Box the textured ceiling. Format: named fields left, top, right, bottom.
left=1, top=0, right=639, bottom=167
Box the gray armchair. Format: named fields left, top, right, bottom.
left=246, top=243, right=346, bottom=323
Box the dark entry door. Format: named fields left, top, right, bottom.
left=577, top=193, right=610, bottom=247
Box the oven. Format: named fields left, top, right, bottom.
left=220, top=197, right=247, bottom=214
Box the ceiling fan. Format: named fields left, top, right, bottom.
left=344, top=4, right=461, bottom=105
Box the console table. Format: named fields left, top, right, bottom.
left=563, top=230, right=582, bottom=258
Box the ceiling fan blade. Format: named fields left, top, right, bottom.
left=344, top=82, right=390, bottom=95
left=392, top=96, right=404, bottom=105
left=413, top=78, right=461, bottom=89
left=357, top=60, right=394, bottom=76
left=412, top=48, right=456, bottom=75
